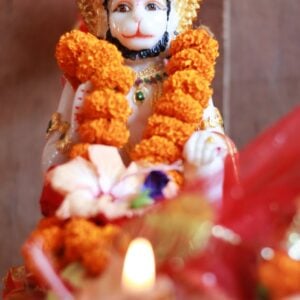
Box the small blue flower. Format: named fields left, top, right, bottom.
left=143, top=170, right=170, bottom=199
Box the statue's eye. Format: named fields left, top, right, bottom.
left=145, top=3, right=159, bottom=11
left=114, top=3, right=130, bottom=13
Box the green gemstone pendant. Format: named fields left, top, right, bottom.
left=135, top=90, right=146, bottom=103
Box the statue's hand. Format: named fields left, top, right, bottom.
left=183, top=130, right=230, bottom=202
left=183, top=130, right=228, bottom=168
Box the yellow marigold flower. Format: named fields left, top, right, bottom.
left=69, top=143, right=90, bottom=159
left=163, top=70, right=212, bottom=108
left=154, top=90, right=203, bottom=124
left=80, top=89, right=132, bottom=122
left=56, top=29, right=99, bottom=78
left=91, top=65, right=136, bottom=95
left=131, top=136, right=181, bottom=164
left=144, top=114, right=196, bottom=147
left=76, top=40, right=123, bottom=83
left=78, top=118, right=130, bottom=148
left=170, top=28, right=219, bottom=64
left=166, top=48, right=215, bottom=82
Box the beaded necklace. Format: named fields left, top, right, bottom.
left=133, top=63, right=167, bottom=104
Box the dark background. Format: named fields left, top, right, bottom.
left=0, top=0, right=299, bottom=279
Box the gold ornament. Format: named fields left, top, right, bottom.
left=133, top=63, right=167, bottom=105
left=175, top=0, right=202, bottom=32
left=76, top=0, right=202, bottom=36
left=46, top=112, right=72, bottom=154
left=76, top=0, right=107, bottom=38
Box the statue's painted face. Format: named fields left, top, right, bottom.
left=108, top=0, right=169, bottom=51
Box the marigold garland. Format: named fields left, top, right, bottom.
left=23, top=218, right=128, bottom=277
left=130, top=27, right=219, bottom=165
left=169, top=27, right=219, bottom=63
left=154, top=90, right=203, bottom=124
left=55, top=27, right=220, bottom=174
left=76, top=41, right=123, bottom=83
left=166, top=48, right=215, bottom=82
left=56, top=30, right=98, bottom=86
left=90, top=65, right=135, bottom=95
left=144, top=114, right=196, bottom=148
left=131, top=136, right=182, bottom=164
left=78, top=118, right=130, bottom=148
left=68, top=143, right=90, bottom=159
left=163, top=70, right=212, bottom=108
left=80, top=89, right=132, bottom=122
left=56, top=29, right=135, bottom=151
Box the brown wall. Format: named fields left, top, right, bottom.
left=228, top=0, right=300, bottom=148
left=0, top=0, right=77, bottom=279
left=1, top=0, right=300, bottom=280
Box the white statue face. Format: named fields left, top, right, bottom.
left=108, top=0, right=169, bottom=51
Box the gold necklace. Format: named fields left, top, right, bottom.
left=133, top=63, right=167, bottom=105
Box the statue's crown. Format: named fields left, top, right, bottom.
left=77, top=0, right=202, bottom=37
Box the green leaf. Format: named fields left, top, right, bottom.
left=130, top=191, right=153, bottom=209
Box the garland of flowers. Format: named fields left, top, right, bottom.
left=55, top=27, right=219, bottom=168
left=22, top=217, right=129, bottom=280
left=130, top=28, right=218, bottom=164
left=56, top=30, right=135, bottom=155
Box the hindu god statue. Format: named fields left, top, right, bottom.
left=40, top=0, right=231, bottom=220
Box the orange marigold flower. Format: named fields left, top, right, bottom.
left=78, top=118, right=130, bottom=148
left=80, top=89, right=132, bottom=122
left=56, top=30, right=99, bottom=78
left=170, top=28, right=219, bottom=64
left=91, top=65, right=136, bottom=95
left=82, top=246, right=110, bottom=276
left=144, top=114, right=196, bottom=147
left=168, top=170, right=184, bottom=187
left=37, top=217, right=64, bottom=230
left=64, top=219, right=123, bottom=276
left=163, top=70, right=212, bottom=108
left=166, top=48, right=215, bottom=82
left=64, top=218, right=103, bottom=262
left=131, top=136, right=181, bottom=164
left=154, top=90, right=203, bottom=124
left=29, top=226, right=64, bottom=254
left=76, top=40, right=123, bottom=83
left=69, top=143, right=90, bottom=159
left=259, top=251, right=300, bottom=299
left=23, top=225, right=65, bottom=278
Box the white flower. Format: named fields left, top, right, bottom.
left=46, top=145, right=145, bottom=220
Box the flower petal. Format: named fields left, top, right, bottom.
left=47, top=157, right=100, bottom=196
left=111, top=162, right=145, bottom=199
left=88, top=145, right=126, bottom=193
left=143, top=170, right=170, bottom=199
left=56, top=189, right=99, bottom=219
left=96, top=195, right=135, bottom=220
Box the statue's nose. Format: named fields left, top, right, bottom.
left=131, top=6, right=144, bottom=23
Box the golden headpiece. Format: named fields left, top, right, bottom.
left=77, top=0, right=202, bottom=37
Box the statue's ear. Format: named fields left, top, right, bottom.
left=77, top=0, right=108, bottom=38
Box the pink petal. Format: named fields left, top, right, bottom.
left=111, top=162, right=144, bottom=199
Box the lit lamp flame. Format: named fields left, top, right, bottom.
left=122, top=238, right=156, bottom=294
